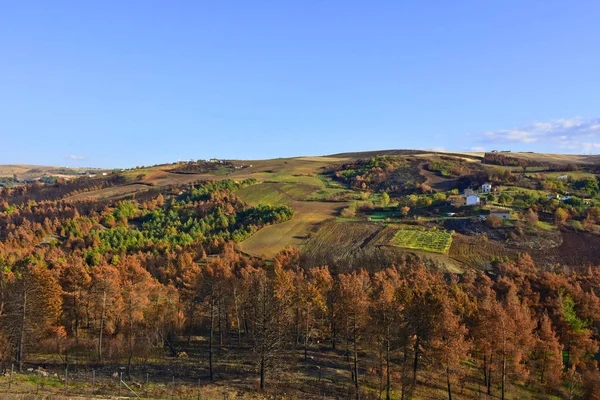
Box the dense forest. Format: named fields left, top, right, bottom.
left=1, top=173, right=600, bottom=399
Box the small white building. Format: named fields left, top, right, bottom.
left=481, top=183, right=492, bottom=193
left=465, top=194, right=481, bottom=206
left=558, top=175, right=568, bottom=180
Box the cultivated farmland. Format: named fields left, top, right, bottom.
left=390, top=228, right=454, bottom=254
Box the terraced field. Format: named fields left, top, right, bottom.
left=390, top=228, right=454, bottom=254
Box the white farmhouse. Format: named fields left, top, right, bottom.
left=481, top=183, right=492, bottom=193
left=462, top=189, right=481, bottom=206
left=465, top=194, right=481, bottom=206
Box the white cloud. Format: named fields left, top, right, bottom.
left=477, top=117, right=600, bottom=153
left=66, top=155, right=85, bottom=160
left=467, top=146, right=486, bottom=152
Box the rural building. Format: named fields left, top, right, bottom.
left=490, top=209, right=510, bottom=219
left=462, top=189, right=481, bottom=206
left=547, top=193, right=560, bottom=200
left=481, top=183, right=492, bottom=193
left=448, top=190, right=480, bottom=207
left=465, top=194, right=481, bottom=206
left=558, top=175, right=568, bottom=180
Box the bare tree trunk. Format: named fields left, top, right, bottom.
left=234, top=288, right=241, bottom=346
left=331, top=300, right=336, bottom=351
left=386, top=328, right=391, bottom=400
left=483, top=353, right=488, bottom=388
left=353, top=319, right=360, bottom=400
left=260, top=352, right=265, bottom=391
left=412, top=335, right=420, bottom=385
left=17, top=289, right=27, bottom=372
left=295, top=307, right=301, bottom=346
left=304, top=304, right=310, bottom=360
left=187, top=303, right=195, bottom=346
left=209, top=292, right=214, bottom=380
left=501, top=318, right=506, bottom=400
left=446, top=364, right=452, bottom=400
left=98, top=291, right=106, bottom=363
left=540, top=352, right=547, bottom=383
left=74, top=294, right=79, bottom=343
left=218, top=301, right=223, bottom=346
left=259, top=284, right=267, bottom=391
left=501, top=352, right=506, bottom=400
left=127, top=296, right=134, bottom=378
left=487, top=355, right=493, bottom=395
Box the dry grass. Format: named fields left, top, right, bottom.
left=66, top=184, right=153, bottom=201
left=238, top=200, right=344, bottom=258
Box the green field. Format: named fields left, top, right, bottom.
left=368, top=210, right=401, bottom=221
left=390, top=228, right=454, bottom=254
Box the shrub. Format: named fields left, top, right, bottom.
left=486, top=215, right=503, bottom=228
left=341, top=206, right=356, bottom=218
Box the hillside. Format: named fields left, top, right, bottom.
left=0, top=164, right=108, bottom=187
left=7, top=149, right=600, bottom=263
left=2, top=150, right=600, bottom=399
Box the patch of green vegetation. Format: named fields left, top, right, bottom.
left=390, top=228, right=454, bottom=254
left=426, top=158, right=472, bottom=178
left=306, top=187, right=363, bottom=201
left=264, top=173, right=326, bottom=188
left=368, top=210, right=401, bottom=221
left=536, top=221, right=556, bottom=231
left=236, top=181, right=321, bottom=204
left=235, top=183, right=290, bottom=205
left=331, top=156, right=426, bottom=194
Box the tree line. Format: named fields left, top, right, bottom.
left=1, top=178, right=600, bottom=398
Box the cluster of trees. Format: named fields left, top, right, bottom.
left=3, top=171, right=600, bottom=398
left=1, top=179, right=292, bottom=260
left=0, top=174, right=128, bottom=205
left=483, top=153, right=546, bottom=168
left=426, top=157, right=479, bottom=178
left=2, top=240, right=600, bottom=399
left=171, top=160, right=234, bottom=174
left=331, top=156, right=427, bottom=194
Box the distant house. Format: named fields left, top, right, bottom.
left=547, top=193, right=560, bottom=200
left=481, top=183, right=492, bottom=193
left=490, top=209, right=510, bottom=219
left=558, top=175, right=569, bottom=180
left=465, top=194, right=481, bottom=206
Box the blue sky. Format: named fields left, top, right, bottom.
left=1, top=1, right=600, bottom=168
